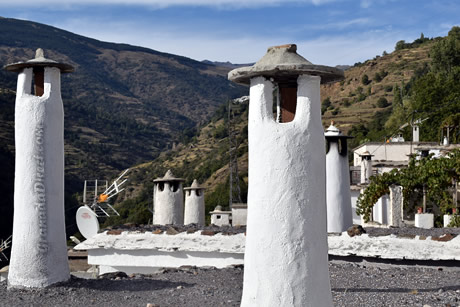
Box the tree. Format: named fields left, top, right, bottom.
left=361, top=74, right=370, bottom=85
left=431, top=26, right=460, bottom=73
left=377, top=97, right=389, bottom=108
left=321, top=97, right=332, bottom=115
left=356, top=150, right=460, bottom=222
left=395, top=40, right=407, bottom=51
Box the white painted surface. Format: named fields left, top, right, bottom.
left=444, top=215, right=453, bottom=227
left=184, top=189, right=205, bottom=225
left=389, top=185, right=403, bottom=227
left=99, top=265, right=163, bottom=275
left=89, top=249, right=244, bottom=272
left=242, top=75, right=332, bottom=306
left=0, top=267, right=7, bottom=282
left=353, top=143, right=415, bottom=167
left=75, top=231, right=245, bottom=273
left=415, top=213, right=434, bottom=229
left=75, top=231, right=246, bottom=254
left=232, top=206, right=248, bottom=226
left=350, top=189, right=362, bottom=225
left=76, top=205, right=100, bottom=239
left=8, top=67, right=70, bottom=288
left=153, top=182, right=184, bottom=225
left=74, top=229, right=460, bottom=275
left=360, top=158, right=372, bottom=184
left=372, top=194, right=389, bottom=225
left=328, top=233, right=460, bottom=261
left=326, top=141, right=352, bottom=232
left=210, top=208, right=232, bottom=226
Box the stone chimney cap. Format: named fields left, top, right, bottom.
left=153, top=169, right=184, bottom=182
left=4, top=48, right=74, bottom=73
left=360, top=150, right=374, bottom=156
left=228, top=44, right=344, bottom=85
left=324, top=121, right=353, bottom=138
left=184, top=179, right=205, bottom=190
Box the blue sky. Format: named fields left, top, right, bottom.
left=0, top=0, right=458, bottom=66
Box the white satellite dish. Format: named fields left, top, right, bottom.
left=76, top=205, right=100, bottom=239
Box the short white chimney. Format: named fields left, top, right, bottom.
left=325, top=121, right=353, bottom=233
left=360, top=151, right=374, bottom=184
left=153, top=170, right=184, bottom=225
left=184, top=179, right=205, bottom=225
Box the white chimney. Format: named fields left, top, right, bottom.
left=5, top=49, right=74, bottom=288
left=229, top=44, right=343, bottom=306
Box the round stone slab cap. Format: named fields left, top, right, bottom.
left=228, top=44, right=344, bottom=84
left=184, top=179, right=205, bottom=190
left=153, top=169, right=185, bottom=182
left=325, top=120, right=353, bottom=138
left=4, top=48, right=74, bottom=73
left=360, top=150, right=374, bottom=157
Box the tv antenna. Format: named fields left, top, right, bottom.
left=0, top=235, right=12, bottom=261
left=76, top=169, right=130, bottom=240
left=83, top=168, right=130, bottom=217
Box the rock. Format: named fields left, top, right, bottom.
left=99, top=271, right=128, bottom=279
left=166, top=227, right=179, bottom=235
left=347, top=225, right=366, bottom=237
left=152, top=229, right=163, bottom=234
left=106, top=230, right=123, bottom=235
left=201, top=230, right=216, bottom=236
left=431, top=233, right=456, bottom=242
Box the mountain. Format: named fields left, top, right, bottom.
left=0, top=17, right=246, bottom=242
left=201, top=60, right=254, bottom=69
left=102, top=33, right=455, bottom=228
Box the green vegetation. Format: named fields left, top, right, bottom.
left=361, top=74, right=370, bottom=85
left=321, top=97, right=332, bottom=115
left=447, top=215, right=460, bottom=227
left=357, top=150, right=460, bottom=222
left=377, top=97, right=390, bottom=108
left=373, top=69, right=388, bottom=82
left=355, top=27, right=460, bottom=223
left=394, top=33, right=432, bottom=51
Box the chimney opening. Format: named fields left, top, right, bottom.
left=33, top=67, right=44, bottom=97
left=278, top=82, right=297, bottom=123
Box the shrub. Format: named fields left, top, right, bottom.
left=377, top=97, right=390, bottom=108
left=384, top=85, right=393, bottom=92
left=361, top=74, right=370, bottom=85
left=448, top=215, right=460, bottom=227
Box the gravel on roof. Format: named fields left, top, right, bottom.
left=2, top=262, right=460, bottom=307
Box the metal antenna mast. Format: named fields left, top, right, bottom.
left=228, top=97, right=248, bottom=208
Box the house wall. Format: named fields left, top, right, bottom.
left=232, top=207, right=248, bottom=226
left=353, top=143, right=413, bottom=166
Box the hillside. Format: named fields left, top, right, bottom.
left=321, top=41, right=433, bottom=131
left=0, top=17, right=246, bottom=241
left=103, top=33, right=457, bottom=228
